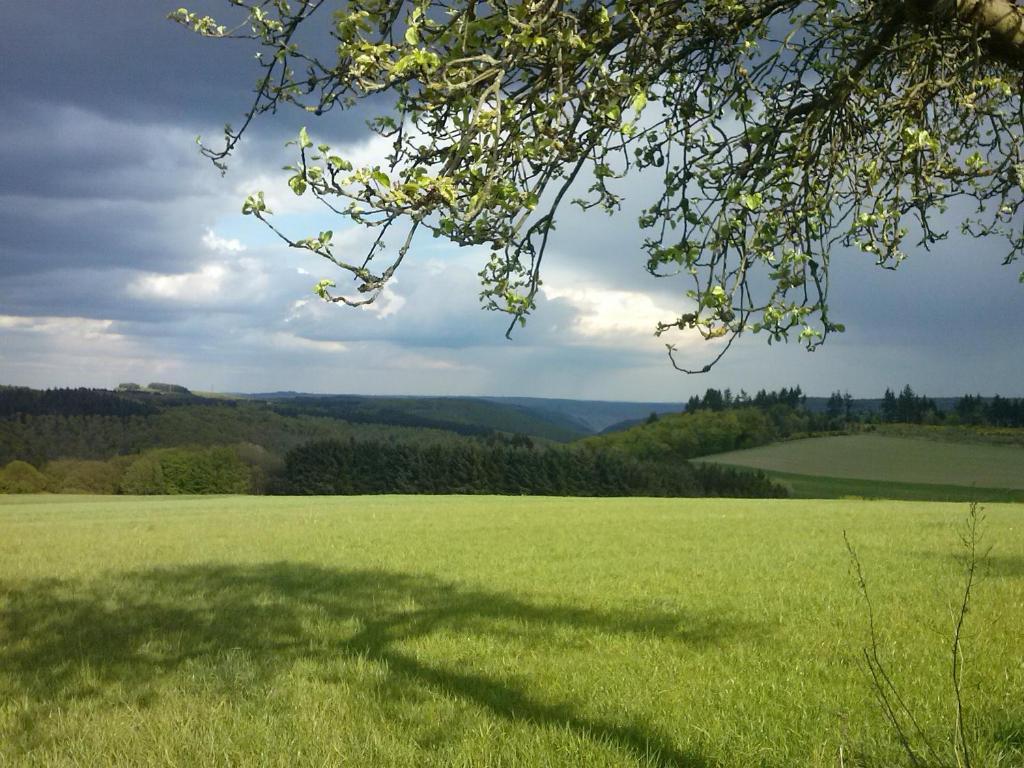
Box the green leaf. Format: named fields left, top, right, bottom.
left=404, top=25, right=419, bottom=45
left=706, top=285, right=727, bottom=307
left=740, top=192, right=763, bottom=211
left=298, top=127, right=313, bottom=150
left=241, top=191, right=270, bottom=216
left=313, top=279, right=336, bottom=299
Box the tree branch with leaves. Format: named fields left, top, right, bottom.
left=172, top=0, right=1023, bottom=371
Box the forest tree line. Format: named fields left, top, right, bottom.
left=276, top=438, right=785, bottom=498
left=0, top=436, right=786, bottom=499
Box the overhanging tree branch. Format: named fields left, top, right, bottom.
left=172, top=0, right=1023, bottom=371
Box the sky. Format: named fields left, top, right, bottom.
left=1, top=2, right=1021, bottom=402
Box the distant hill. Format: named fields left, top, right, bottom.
left=0, top=387, right=596, bottom=468
left=480, top=397, right=684, bottom=433
left=599, top=417, right=653, bottom=435
left=243, top=393, right=685, bottom=438
left=259, top=394, right=588, bottom=442
left=0, top=399, right=469, bottom=467
left=231, top=391, right=1000, bottom=433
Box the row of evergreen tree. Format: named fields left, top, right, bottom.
left=877, top=386, right=939, bottom=424
left=684, top=385, right=1024, bottom=428
left=951, top=394, right=1024, bottom=427
left=873, top=386, right=1024, bottom=427
left=0, top=386, right=158, bottom=418
left=276, top=438, right=786, bottom=498
left=685, top=387, right=806, bottom=413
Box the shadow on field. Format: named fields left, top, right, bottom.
left=992, top=721, right=1024, bottom=751
left=913, top=550, right=1024, bottom=579
left=980, top=554, right=1024, bottom=579
left=0, top=563, right=760, bottom=767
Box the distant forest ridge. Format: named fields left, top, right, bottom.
left=3, top=383, right=1024, bottom=434
left=236, top=391, right=687, bottom=434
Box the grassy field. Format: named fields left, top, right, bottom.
left=698, top=434, right=1024, bottom=492
left=1, top=495, right=1022, bottom=767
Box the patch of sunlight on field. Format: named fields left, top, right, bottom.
left=1, top=495, right=1022, bottom=767
left=699, top=433, right=1024, bottom=489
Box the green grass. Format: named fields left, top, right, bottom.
left=698, top=433, right=1024, bottom=490
left=1, top=495, right=1022, bottom=767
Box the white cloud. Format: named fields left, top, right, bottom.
left=128, top=224, right=270, bottom=306
left=541, top=281, right=684, bottom=345
left=284, top=298, right=310, bottom=323
left=231, top=133, right=394, bottom=217
left=0, top=314, right=122, bottom=340
left=202, top=229, right=246, bottom=254
left=337, top=133, right=395, bottom=169
left=363, top=280, right=407, bottom=319
left=0, top=314, right=175, bottom=388
left=269, top=332, right=347, bottom=354
left=131, top=263, right=230, bottom=302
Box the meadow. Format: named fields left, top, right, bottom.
left=1, top=495, right=1022, bottom=767
left=697, top=434, right=1024, bottom=502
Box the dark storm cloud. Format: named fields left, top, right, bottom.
left=0, top=105, right=217, bottom=203
left=3, top=2, right=374, bottom=146
left=5, top=1, right=256, bottom=123
left=0, top=198, right=203, bottom=277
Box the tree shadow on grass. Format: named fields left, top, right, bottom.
left=992, top=720, right=1024, bottom=751
left=979, top=554, right=1024, bottom=579
left=0, top=563, right=764, bottom=767
left=913, top=550, right=1024, bottom=579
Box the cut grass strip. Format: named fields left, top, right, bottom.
left=755, top=470, right=1024, bottom=502
left=695, top=434, right=1024, bottom=489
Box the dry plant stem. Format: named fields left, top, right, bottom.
left=844, top=502, right=990, bottom=767
left=950, top=501, right=985, bottom=768
left=843, top=505, right=987, bottom=768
